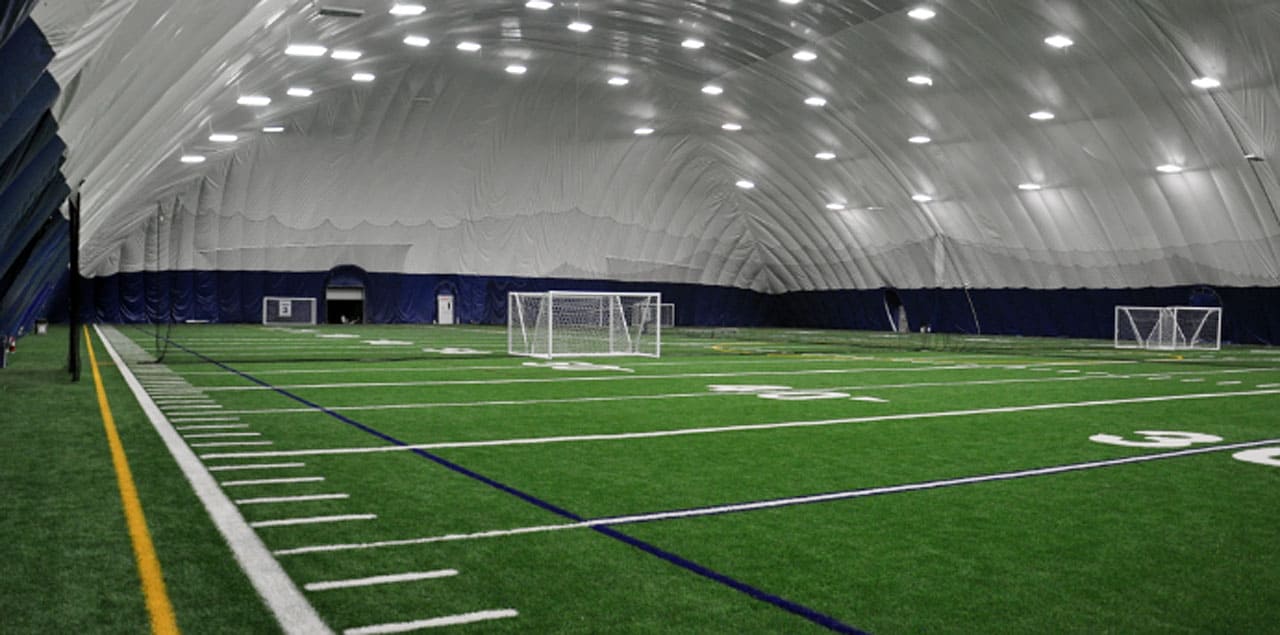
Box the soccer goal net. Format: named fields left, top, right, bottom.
left=658, top=302, right=676, bottom=328
left=508, top=291, right=661, bottom=358
left=1114, top=306, right=1221, bottom=351
left=262, top=296, right=317, bottom=326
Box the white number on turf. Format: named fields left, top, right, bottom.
left=522, top=361, right=633, bottom=372
left=707, top=385, right=793, bottom=393
left=706, top=384, right=850, bottom=401
left=423, top=347, right=489, bottom=355
left=1232, top=447, right=1280, bottom=468
left=1088, top=430, right=1223, bottom=449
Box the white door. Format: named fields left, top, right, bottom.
left=437, top=294, right=455, bottom=325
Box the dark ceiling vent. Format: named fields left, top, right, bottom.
left=317, top=5, right=365, bottom=18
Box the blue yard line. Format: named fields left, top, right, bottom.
left=159, top=334, right=869, bottom=635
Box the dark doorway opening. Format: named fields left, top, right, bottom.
left=326, top=297, right=364, bottom=324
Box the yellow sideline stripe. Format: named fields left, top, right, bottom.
left=85, top=326, right=181, bottom=635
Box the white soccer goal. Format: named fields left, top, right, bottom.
left=658, top=302, right=676, bottom=328
left=1114, top=305, right=1221, bottom=351
left=262, top=296, right=318, bottom=326
left=508, top=291, right=661, bottom=358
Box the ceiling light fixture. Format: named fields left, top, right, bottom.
left=1029, top=110, right=1055, bottom=121
left=505, top=64, right=528, bottom=75
left=912, top=193, right=934, bottom=202
left=287, top=87, right=314, bottom=97
left=285, top=44, right=327, bottom=57
left=1156, top=164, right=1184, bottom=173
left=263, top=126, right=285, bottom=133
left=780, top=0, right=803, bottom=5
left=634, top=127, right=655, bottom=135
left=907, top=74, right=933, bottom=86
left=179, top=155, right=206, bottom=164
left=352, top=72, right=375, bottom=82
left=389, top=3, right=426, bottom=16
left=1191, top=76, right=1221, bottom=89
left=701, top=84, right=724, bottom=95
left=736, top=180, right=755, bottom=189
left=568, top=21, right=592, bottom=33
left=331, top=49, right=363, bottom=60
left=804, top=96, right=827, bottom=107
left=721, top=122, right=742, bottom=131
left=908, top=135, right=932, bottom=144
left=681, top=38, right=705, bottom=49
left=1017, top=183, right=1043, bottom=191
left=209, top=133, right=238, bottom=143
left=404, top=35, right=431, bottom=47
left=826, top=202, right=846, bottom=210
left=793, top=50, right=817, bottom=61
left=907, top=7, right=936, bottom=20
left=457, top=41, right=482, bottom=52
left=236, top=95, right=271, bottom=106
left=526, top=0, right=554, bottom=9
left=814, top=151, right=836, bottom=160
left=608, top=76, right=630, bottom=86
left=1044, top=34, right=1074, bottom=49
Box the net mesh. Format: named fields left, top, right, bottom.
left=508, top=292, right=660, bottom=358
left=1115, top=306, right=1221, bottom=351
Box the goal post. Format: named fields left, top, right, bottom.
left=508, top=291, right=661, bottom=358
left=1114, top=305, right=1221, bottom=351
left=263, top=296, right=317, bottom=326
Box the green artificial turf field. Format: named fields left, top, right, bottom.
left=6, top=323, right=1280, bottom=633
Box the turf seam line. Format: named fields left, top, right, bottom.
left=84, top=327, right=180, bottom=635
left=162, top=334, right=869, bottom=634
left=95, top=326, right=332, bottom=635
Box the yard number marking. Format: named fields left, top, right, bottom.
left=522, top=361, right=634, bottom=372
left=707, top=384, right=884, bottom=402
left=1088, top=430, right=1223, bottom=449
left=1233, top=448, right=1280, bottom=467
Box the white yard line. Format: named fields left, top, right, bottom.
left=304, top=569, right=458, bottom=591
left=251, top=514, right=376, bottom=528
left=207, top=463, right=307, bottom=472
left=170, top=416, right=242, bottom=423
left=94, top=325, right=330, bottom=635
left=177, top=424, right=251, bottom=430
left=183, top=432, right=263, bottom=439
left=190, top=441, right=275, bottom=448
left=276, top=437, right=1280, bottom=556
left=203, top=388, right=1280, bottom=460
left=343, top=610, right=518, bottom=634
left=222, top=476, right=325, bottom=487
left=236, top=493, right=351, bottom=505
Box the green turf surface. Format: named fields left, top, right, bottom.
left=8, top=323, right=1280, bottom=633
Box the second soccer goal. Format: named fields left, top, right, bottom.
left=508, top=291, right=662, bottom=358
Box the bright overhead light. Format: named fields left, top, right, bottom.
left=568, top=21, right=592, bottom=33
left=1029, top=110, right=1055, bottom=121
left=826, top=202, right=846, bottom=210
left=262, top=126, right=285, bottom=133
left=909, top=135, right=932, bottom=144
left=908, top=7, right=936, bottom=20
left=780, top=0, right=803, bottom=5
left=179, top=155, right=206, bottom=164
left=804, top=96, right=827, bottom=107
left=209, top=133, right=238, bottom=143
left=607, top=76, right=630, bottom=86
left=814, top=151, right=836, bottom=160
left=389, top=3, right=426, bottom=16
left=681, top=38, right=705, bottom=49
left=457, top=41, right=482, bottom=52
left=736, top=180, right=755, bottom=189
left=702, top=84, right=724, bottom=95
left=285, top=44, right=327, bottom=57
left=526, top=0, right=554, bottom=9
left=912, top=194, right=933, bottom=202
left=907, top=74, right=933, bottom=86
left=352, top=72, right=376, bottom=82
left=1191, top=76, right=1221, bottom=89
left=404, top=35, right=431, bottom=47
left=505, top=64, right=528, bottom=75
left=1044, top=34, right=1074, bottom=49
left=236, top=95, right=271, bottom=106
left=331, top=49, right=363, bottom=61
left=634, top=127, right=655, bottom=135
left=287, top=87, right=313, bottom=97
left=1156, top=163, right=1184, bottom=173
left=793, top=50, right=817, bottom=62
left=1017, top=183, right=1043, bottom=191
left=721, top=122, right=742, bottom=131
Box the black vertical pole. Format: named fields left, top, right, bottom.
left=68, top=189, right=81, bottom=382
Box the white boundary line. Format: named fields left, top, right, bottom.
left=251, top=514, right=376, bottom=528
left=203, top=388, right=1280, bottom=460
left=94, top=325, right=332, bottom=635
left=275, top=437, right=1280, bottom=556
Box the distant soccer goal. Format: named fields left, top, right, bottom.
left=262, top=296, right=317, bottom=326
left=1114, top=305, right=1221, bottom=351
left=508, top=291, right=661, bottom=358
left=658, top=302, right=676, bottom=328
